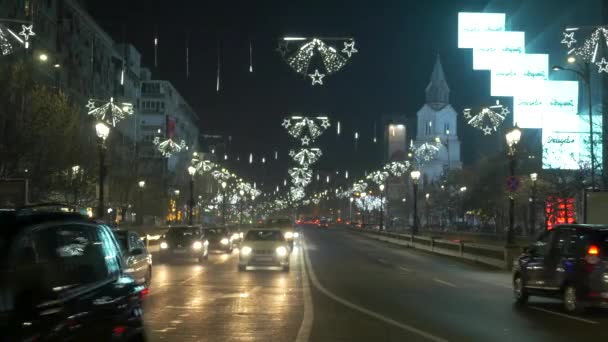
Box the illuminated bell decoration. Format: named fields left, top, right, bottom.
left=366, top=171, right=389, bottom=185
left=211, top=169, right=232, bottom=182
left=153, top=137, right=187, bottom=157
left=383, top=161, right=410, bottom=177
left=562, top=27, right=608, bottom=73
left=291, top=148, right=322, bottom=167
left=463, top=104, right=508, bottom=136
left=283, top=116, right=330, bottom=142
left=414, top=142, right=440, bottom=164
left=352, top=180, right=368, bottom=193
left=86, top=97, right=134, bottom=127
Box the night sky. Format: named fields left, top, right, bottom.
left=86, top=0, right=603, bottom=189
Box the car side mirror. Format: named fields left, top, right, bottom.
left=131, top=248, right=144, bottom=256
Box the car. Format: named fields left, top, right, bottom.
left=113, top=230, right=152, bottom=287
left=203, top=227, right=235, bottom=253
left=262, top=218, right=298, bottom=249
left=0, top=207, right=146, bottom=341
left=158, top=226, right=209, bottom=263
left=318, top=218, right=330, bottom=228
left=513, top=224, right=608, bottom=313
left=238, top=229, right=291, bottom=272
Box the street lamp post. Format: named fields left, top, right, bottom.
left=221, top=181, right=227, bottom=226
left=95, top=122, right=110, bottom=219
left=379, top=184, right=385, bottom=231
left=138, top=180, right=145, bottom=224
left=239, top=190, right=245, bottom=225
left=410, top=170, right=421, bottom=236
left=529, top=173, right=538, bottom=236
left=188, top=166, right=196, bottom=225
left=425, top=193, right=431, bottom=227
left=459, top=186, right=467, bottom=223
left=506, top=126, right=522, bottom=246
left=552, top=61, right=596, bottom=188
left=349, top=197, right=354, bottom=224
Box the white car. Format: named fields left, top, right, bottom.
left=238, top=229, right=290, bottom=272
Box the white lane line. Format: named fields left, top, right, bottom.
left=433, top=278, right=458, bottom=288
left=376, top=258, right=390, bottom=265
left=296, top=239, right=314, bottom=342
left=302, top=239, right=447, bottom=342
left=399, top=266, right=411, bottom=273
left=529, top=306, right=599, bottom=325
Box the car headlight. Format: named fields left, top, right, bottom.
left=221, top=238, right=230, bottom=245
left=604, top=273, right=608, bottom=283
left=239, top=232, right=244, bottom=239
left=192, top=241, right=203, bottom=250
left=231, top=233, right=239, bottom=241
left=284, top=232, right=294, bottom=240
left=241, top=246, right=252, bottom=256
left=294, top=232, right=300, bottom=238
left=276, top=246, right=288, bottom=257
left=160, top=242, right=168, bottom=249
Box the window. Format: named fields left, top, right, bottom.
left=96, top=226, right=121, bottom=277
left=128, top=233, right=140, bottom=250
left=557, top=229, right=587, bottom=257
left=532, top=230, right=554, bottom=256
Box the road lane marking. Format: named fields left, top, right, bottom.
left=433, top=278, right=458, bottom=288
left=296, top=240, right=314, bottom=342
left=399, top=266, right=411, bottom=273
left=302, top=239, right=448, bottom=342
left=376, top=258, right=390, bottom=265
left=529, top=306, right=599, bottom=325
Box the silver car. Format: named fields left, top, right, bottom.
left=113, top=230, right=152, bottom=287
left=238, top=228, right=290, bottom=272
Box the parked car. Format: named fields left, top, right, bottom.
left=0, top=207, right=146, bottom=341
left=513, top=224, right=608, bottom=313
left=113, top=230, right=152, bottom=287
left=158, top=226, right=209, bottom=263
left=203, top=227, right=234, bottom=253
left=238, top=229, right=290, bottom=272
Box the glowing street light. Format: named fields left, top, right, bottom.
left=410, top=170, right=421, bottom=236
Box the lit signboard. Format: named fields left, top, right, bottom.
left=490, top=54, right=549, bottom=96
left=542, top=114, right=603, bottom=170
left=472, top=31, right=525, bottom=70
left=513, top=80, right=578, bottom=128
left=458, top=12, right=506, bottom=48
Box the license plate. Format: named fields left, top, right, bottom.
left=173, top=249, right=186, bottom=254
left=256, top=256, right=273, bottom=262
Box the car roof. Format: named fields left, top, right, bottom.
left=555, top=224, right=608, bottom=231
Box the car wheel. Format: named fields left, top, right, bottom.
left=238, top=265, right=246, bottom=272
left=513, top=275, right=528, bottom=305
left=144, top=267, right=152, bottom=288
left=282, top=265, right=290, bottom=272
left=563, top=285, right=585, bottom=314
left=198, top=255, right=205, bottom=263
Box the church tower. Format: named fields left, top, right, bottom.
left=414, top=55, right=462, bottom=183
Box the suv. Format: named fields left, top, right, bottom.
left=513, top=224, right=608, bottom=313
left=0, top=207, right=146, bottom=341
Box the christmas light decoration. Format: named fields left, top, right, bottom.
left=561, top=26, right=608, bottom=73
left=463, top=103, right=508, bottom=135
left=153, top=137, right=187, bottom=157
left=283, top=116, right=330, bottom=142
left=212, top=168, right=232, bottom=182
left=291, top=148, right=322, bottom=167
left=290, top=187, right=306, bottom=201
left=414, top=142, right=440, bottom=164
left=352, top=180, right=368, bottom=193
left=278, top=37, right=357, bottom=85
left=383, top=161, right=411, bottom=177
left=367, top=170, right=389, bottom=185
left=192, top=157, right=215, bottom=174
left=288, top=167, right=312, bottom=187
left=86, top=97, right=134, bottom=127
left=0, top=26, right=13, bottom=55
left=18, top=24, right=34, bottom=49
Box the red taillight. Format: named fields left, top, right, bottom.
left=112, top=326, right=127, bottom=336
left=588, top=245, right=600, bottom=255
left=140, top=287, right=150, bottom=299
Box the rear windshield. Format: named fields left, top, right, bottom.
left=203, top=228, right=227, bottom=236
left=245, top=230, right=284, bottom=241
left=266, top=219, right=292, bottom=226
left=167, top=227, right=200, bottom=237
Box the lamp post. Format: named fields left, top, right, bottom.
left=360, top=192, right=367, bottom=227
left=349, top=197, right=354, bottom=224
left=410, top=170, right=421, bottom=236
left=221, top=181, right=227, bottom=226
left=239, top=189, right=245, bottom=225
left=506, top=126, right=522, bottom=246
left=187, top=166, right=196, bottom=225
left=529, top=173, right=538, bottom=236
left=173, top=189, right=180, bottom=223
left=95, top=122, right=110, bottom=219
left=138, top=180, right=145, bottom=225
left=459, top=186, right=467, bottom=223
left=379, top=184, right=385, bottom=231
left=425, top=193, right=431, bottom=227
left=552, top=60, right=596, bottom=188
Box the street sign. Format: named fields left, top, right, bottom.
left=506, top=176, right=521, bottom=192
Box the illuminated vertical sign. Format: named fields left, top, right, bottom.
left=472, top=31, right=525, bottom=70
left=458, top=12, right=506, bottom=48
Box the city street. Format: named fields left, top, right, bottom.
left=143, top=226, right=608, bottom=342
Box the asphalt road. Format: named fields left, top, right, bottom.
left=142, top=226, right=608, bottom=341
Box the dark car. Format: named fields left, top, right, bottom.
left=0, top=208, right=146, bottom=341
left=203, top=227, right=234, bottom=253
left=158, top=226, right=209, bottom=263
left=513, top=224, right=608, bottom=313
left=113, top=230, right=152, bottom=287
left=318, top=218, right=330, bottom=229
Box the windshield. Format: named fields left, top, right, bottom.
left=245, top=230, right=284, bottom=242
left=6, top=0, right=608, bottom=340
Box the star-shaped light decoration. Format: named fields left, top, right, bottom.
left=596, top=57, right=608, bottom=73
left=276, top=41, right=289, bottom=57
left=288, top=150, right=296, bottom=157
left=560, top=31, right=577, bottom=48
left=320, top=118, right=331, bottom=129
left=85, top=99, right=95, bottom=111
left=463, top=108, right=472, bottom=119
left=342, top=41, right=358, bottom=58
left=482, top=126, right=493, bottom=135
left=308, top=69, right=325, bottom=85
left=18, top=24, right=35, bottom=48
left=282, top=118, right=291, bottom=128
left=301, top=136, right=311, bottom=145
left=501, top=107, right=510, bottom=116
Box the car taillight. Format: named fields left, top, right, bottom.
left=585, top=245, right=601, bottom=266
left=140, top=287, right=149, bottom=299
left=112, top=325, right=127, bottom=336
left=588, top=245, right=600, bottom=255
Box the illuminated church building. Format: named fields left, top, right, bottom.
left=414, top=56, right=462, bottom=183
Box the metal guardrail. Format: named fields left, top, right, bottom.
left=349, top=228, right=521, bottom=270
